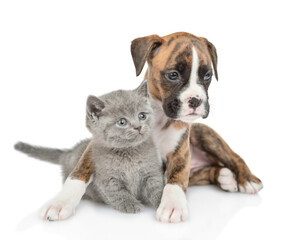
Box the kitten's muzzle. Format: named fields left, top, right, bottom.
left=134, top=126, right=141, bottom=133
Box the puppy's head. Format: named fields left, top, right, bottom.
left=131, top=32, right=218, bottom=123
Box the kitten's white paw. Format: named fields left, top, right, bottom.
left=218, top=168, right=238, bottom=192
left=40, top=178, right=87, bottom=221
left=40, top=200, right=75, bottom=221
left=156, top=184, right=188, bottom=223
left=239, top=181, right=263, bottom=194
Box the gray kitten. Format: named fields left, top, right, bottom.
left=15, top=83, right=164, bottom=213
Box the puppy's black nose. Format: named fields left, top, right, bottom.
left=188, top=97, right=202, bottom=109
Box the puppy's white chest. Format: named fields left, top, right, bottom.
left=150, top=96, right=187, bottom=160
left=153, top=125, right=186, bottom=161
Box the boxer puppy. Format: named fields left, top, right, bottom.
left=39, top=32, right=263, bottom=223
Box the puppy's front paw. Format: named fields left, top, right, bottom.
left=117, top=201, right=143, bottom=214
left=40, top=200, right=75, bottom=221
left=40, top=178, right=86, bottom=221
left=156, top=184, right=188, bottom=223
left=239, top=180, right=263, bottom=194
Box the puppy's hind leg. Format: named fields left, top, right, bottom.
left=189, top=166, right=238, bottom=192
left=190, top=123, right=263, bottom=194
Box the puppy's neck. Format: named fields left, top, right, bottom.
left=149, top=95, right=167, bottom=129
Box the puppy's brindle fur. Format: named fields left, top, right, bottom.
left=44, top=32, right=263, bottom=223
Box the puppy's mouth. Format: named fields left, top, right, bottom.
left=183, top=113, right=200, bottom=120
left=184, top=113, right=200, bottom=120
left=179, top=102, right=210, bottom=122
left=187, top=112, right=198, bottom=116
left=178, top=110, right=209, bottom=122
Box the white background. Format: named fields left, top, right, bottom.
left=1, top=0, right=299, bottom=239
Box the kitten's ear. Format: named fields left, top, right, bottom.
left=135, top=80, right=148, bottom=97
left=86, top=95, right=105, bottom=119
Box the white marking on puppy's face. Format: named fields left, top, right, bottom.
left=178, top=47, right=209, bottom=123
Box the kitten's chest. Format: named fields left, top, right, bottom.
left=96, top=150, right=143, bottom=191
left=104, top=153, right=142, bottom=173
left=117, top=157, right=142, bottom=196
left=120, top=157, right=142, bottom=177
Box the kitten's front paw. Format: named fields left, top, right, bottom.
left=40, top=199, right=75, bottom=221
left=150, top=191, right=163, bottom=209
left=117, top=201, right=143, bottom=214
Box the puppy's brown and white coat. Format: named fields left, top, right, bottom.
left=41, top=32, right=263, bottom=223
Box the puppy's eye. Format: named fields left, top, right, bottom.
left=166, top=71, right=179, bottom=81
left=117, top=118, right=127, bottom=126
left=204, top=72, right=212, bottom=81
left=138, top=113, right=146, bottom=120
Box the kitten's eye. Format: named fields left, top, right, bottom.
left=138, top=113, right=146, bottom=120
left=166, top=71, right=179, bottom=81
left=203, top=72, right=212, bottom=81
left=118, top=118, right=127, bottom=126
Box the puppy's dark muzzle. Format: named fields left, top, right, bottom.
left=163, top=98, right=181, bottom=119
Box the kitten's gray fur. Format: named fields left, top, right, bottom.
left=15, top=82, right=165, bottom=213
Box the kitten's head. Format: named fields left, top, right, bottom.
left=86, top=82, right=153, bottom=148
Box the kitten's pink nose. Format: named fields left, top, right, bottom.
left=134, top=126, right=141, bottom=132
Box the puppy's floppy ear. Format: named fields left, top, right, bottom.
left=131, top=35, right=164, bottom=76
left=205, top=39, right=218, bottom=81
left=135, top=80, right=148, bottom=97
left=86, top=95, right=105, bottom=119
